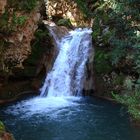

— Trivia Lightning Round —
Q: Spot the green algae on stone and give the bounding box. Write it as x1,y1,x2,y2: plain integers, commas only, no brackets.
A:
0,121,5,132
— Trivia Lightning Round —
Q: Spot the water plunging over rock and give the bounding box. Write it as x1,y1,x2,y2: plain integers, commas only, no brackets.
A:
46,23,69,47
40,28,92,97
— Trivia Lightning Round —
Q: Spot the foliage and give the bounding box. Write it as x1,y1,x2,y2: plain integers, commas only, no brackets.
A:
112,76,140,119
75,0,140,120
113,93,140,119
8,0,38,12
0,11,27,34
94,49,112,74
0,121,5,132
92,0,140,66
75,0,91,17
0,10,27,73
0,0,38,74
92,2,140,120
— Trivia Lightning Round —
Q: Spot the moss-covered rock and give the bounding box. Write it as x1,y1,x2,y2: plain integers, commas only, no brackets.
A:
57,19,73,29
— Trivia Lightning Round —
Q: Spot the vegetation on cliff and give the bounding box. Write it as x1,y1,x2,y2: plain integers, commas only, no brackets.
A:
0,0,43,101
76,0,140,120
0,0,39,76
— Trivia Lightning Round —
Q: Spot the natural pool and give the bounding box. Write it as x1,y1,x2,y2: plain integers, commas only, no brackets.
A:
0,96,140,140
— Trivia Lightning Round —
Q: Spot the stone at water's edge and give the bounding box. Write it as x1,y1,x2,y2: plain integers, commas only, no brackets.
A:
0,122,15,140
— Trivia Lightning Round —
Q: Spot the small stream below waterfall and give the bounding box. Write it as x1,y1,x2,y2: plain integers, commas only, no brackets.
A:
0,28,140,140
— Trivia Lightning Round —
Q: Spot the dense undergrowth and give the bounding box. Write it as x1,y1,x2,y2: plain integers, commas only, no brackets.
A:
76,0,140,120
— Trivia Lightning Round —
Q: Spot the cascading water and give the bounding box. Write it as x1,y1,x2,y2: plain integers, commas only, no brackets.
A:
40,28,92,97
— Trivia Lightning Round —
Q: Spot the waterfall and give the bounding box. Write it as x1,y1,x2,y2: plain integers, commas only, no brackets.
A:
4,28,93,118
40,28,92,97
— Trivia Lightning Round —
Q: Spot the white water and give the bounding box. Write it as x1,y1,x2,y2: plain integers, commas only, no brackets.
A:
4,28,92,118
5,96,81,118
40,28,92,97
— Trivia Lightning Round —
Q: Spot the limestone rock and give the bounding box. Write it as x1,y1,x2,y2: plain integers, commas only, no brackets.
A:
0,0,7,15
3,8,41,69
46,0,91,27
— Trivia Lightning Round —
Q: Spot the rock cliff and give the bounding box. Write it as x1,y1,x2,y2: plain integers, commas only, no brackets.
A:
0,0,44,100
45,0,92,27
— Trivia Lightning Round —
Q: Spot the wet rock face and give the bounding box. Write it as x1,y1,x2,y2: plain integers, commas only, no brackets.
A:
83,47,95,95
45,0,91,27
0,0,7,15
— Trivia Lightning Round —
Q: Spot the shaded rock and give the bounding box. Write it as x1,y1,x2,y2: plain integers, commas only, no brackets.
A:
35,23,69,76
83,38,95,95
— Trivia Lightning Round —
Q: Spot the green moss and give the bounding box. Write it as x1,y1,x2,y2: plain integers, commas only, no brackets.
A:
75,0,92,17
112,91,140,120
12,13,27,26
113,74,125,85
0,121,5,132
